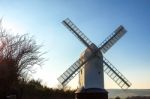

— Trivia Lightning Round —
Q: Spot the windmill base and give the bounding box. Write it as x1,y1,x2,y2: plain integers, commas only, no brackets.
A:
75,88,108,99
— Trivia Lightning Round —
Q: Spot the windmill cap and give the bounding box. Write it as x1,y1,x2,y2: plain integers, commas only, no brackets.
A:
80,43,98,56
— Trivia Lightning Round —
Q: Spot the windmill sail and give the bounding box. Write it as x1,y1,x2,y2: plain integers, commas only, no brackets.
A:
62,18,92,48
99,25,127,53
103,57,131,89
58,57,91,86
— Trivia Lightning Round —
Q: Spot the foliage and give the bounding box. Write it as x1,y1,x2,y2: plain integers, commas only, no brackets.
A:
0,20,74,99
20,79,75,99
115,96,121,99
0,20,44,98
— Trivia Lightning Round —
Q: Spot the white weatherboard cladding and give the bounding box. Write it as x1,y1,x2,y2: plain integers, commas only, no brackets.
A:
79,44,104,89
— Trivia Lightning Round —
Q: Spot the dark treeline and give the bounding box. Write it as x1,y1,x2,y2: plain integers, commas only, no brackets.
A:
0,80,75,99
6,79,75,99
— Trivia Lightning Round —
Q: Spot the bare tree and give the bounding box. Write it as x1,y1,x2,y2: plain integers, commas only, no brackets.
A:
0,20,45,97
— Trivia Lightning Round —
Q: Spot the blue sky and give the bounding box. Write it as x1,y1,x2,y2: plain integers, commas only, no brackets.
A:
0,0,150,89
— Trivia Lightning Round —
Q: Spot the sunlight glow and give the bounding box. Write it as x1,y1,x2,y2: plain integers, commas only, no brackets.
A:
2,19,25,34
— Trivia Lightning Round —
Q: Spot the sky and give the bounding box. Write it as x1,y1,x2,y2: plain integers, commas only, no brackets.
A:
0,0,150,89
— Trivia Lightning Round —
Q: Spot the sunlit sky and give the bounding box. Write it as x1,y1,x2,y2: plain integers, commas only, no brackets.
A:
0,0,150,89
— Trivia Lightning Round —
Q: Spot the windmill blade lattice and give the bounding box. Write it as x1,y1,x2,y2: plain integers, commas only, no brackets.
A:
103,57,131,89
58,57,91,86
62,18,92,48
99,25,127,53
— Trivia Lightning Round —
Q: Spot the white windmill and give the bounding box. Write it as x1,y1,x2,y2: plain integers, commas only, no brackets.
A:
58,18,131,99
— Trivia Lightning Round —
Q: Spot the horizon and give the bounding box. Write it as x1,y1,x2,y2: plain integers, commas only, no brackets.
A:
0,0,150,89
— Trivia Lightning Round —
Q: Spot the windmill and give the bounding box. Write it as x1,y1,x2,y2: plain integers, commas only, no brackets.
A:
58,18,131,99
